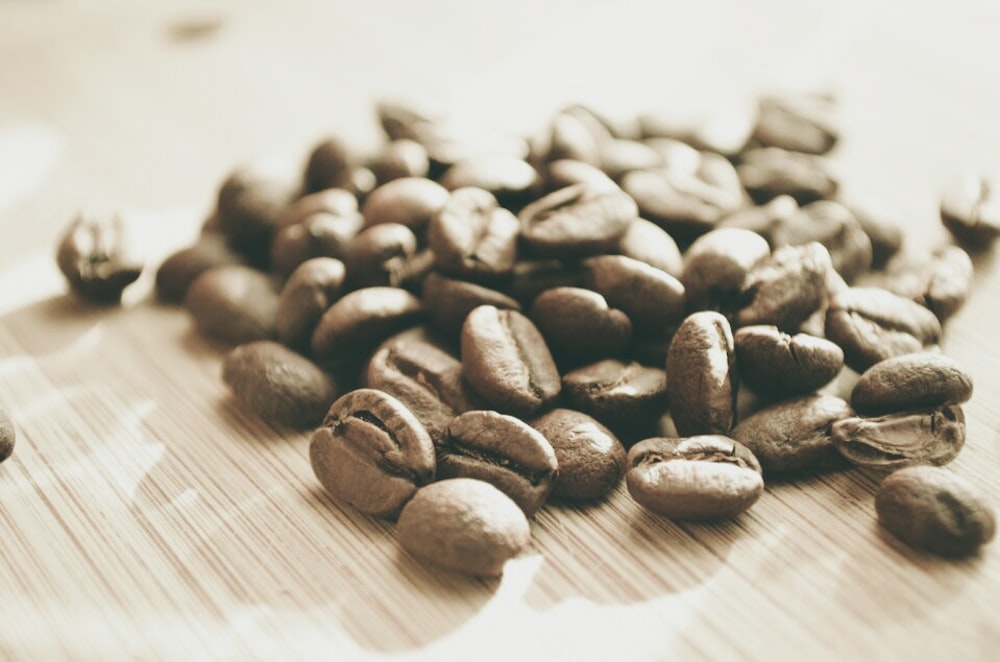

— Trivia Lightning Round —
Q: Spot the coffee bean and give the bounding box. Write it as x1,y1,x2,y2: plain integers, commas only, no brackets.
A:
585,255,686,336
851,353,973,416
614,217,684,278
771,200,873,283
310,286,422,362
824,287,943,373
222,341,337,428
0,403,15,463
626,435,764,520
437,410,558,516
156,233,247,304
303,136,354,194
734,325,844,399
752,93,839,155
734,242,833,332
365,330,480,444
396,478,531,577
276,187,361,230
716,194,799,241
360,176,450,231
56,211,144,304
541,159,619,195
561,359,668,439
275,257,346,351
843,198,903,269
376,98,444,142
413,120,530,178
215,161,298,266
922,245,974,322
460,305,561,417
529,287,632,365
529,408,626,500
518,183,638,259
597,138,665,180
309,388,435,519
680,227,770,312
439,155,538,209
427,187,520,281
940,174,1000,247
184,265,280,345
876,466,996,557
370,138,430,184
504,258,591,306
420,272,521,338
832,404,966,470
544,109,604,166
341,223,418,289
729,394,854,474
638,106,756,157
665,311,737,437
269,211,363,279
736,147,838,205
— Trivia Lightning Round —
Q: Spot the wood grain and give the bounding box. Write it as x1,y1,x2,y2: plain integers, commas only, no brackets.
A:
2,0,1000,659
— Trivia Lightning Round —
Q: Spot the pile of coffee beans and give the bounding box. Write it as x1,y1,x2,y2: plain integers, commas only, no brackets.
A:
57,92,998,574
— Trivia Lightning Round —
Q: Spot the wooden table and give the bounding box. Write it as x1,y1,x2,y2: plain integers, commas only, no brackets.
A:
2,0,1000,659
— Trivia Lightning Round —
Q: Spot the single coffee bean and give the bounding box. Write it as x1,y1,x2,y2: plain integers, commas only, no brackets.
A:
360,176,450,231
420,272,522,338
843,198,903,269
503,258,592,306
341,223,418,289
56,211,144,304
460,305,561,417
275,257,346,351
222,341,337,428
824,287,943,373
922,245,974,322
752,93,839,155
831,404,966,470
771,200,873,284
734,242,833,332
544,109,604,166
309,388,435,519
396,478,531,577
184,265,280,345
614,217,684,278
729,394,854,474
529,287,632,365
364,330,480,444
0,402,15,463
529,408,626,500
561,359,668,439
665,311,737,437
269,211,363,279
585,255,686,336
439,155,538,209
302,136,354,194
851,353,973,416
681,227,770,312
215,161,298,266
626,435,764,520
734,325,844,399
156,233,246,304
940,174,1000,247
518,183,638,259
427,187,520,281
437,410,558,516
876,466,996,557
736,147,838,205
370,138,430,184
310,286,422,362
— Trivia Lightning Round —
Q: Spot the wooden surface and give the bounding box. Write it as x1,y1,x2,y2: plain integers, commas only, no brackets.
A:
3,0,1000,659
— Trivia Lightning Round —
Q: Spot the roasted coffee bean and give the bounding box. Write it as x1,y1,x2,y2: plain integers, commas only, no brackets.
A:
439,155,538,209
771,200,873,283
752,93,839,155
0,402,15,463
544,109,604,166
309,388,435,519
341,223,418,289
504,258,591,306
876,466,996,557
638,106,756,158
222,341,337,428
184,265,280,345
269,211,363,279
940,174,1000,247
427,187,519,280
529,408,626,500
460,305,561,417
529,287,632,365
615,217,684,277
413,121,530,177
420,272,521,338
275,257,346,351
518,183,637,259
541,159,619,195
396,478,531,577
665,311,737,436
922,245,974,322
832,405,966,470
843,198,903,269
681,228,770,312
156,233,246,304
360,176,450,231
734,325,844,399
310,286,422,362
825,287,943,373
215,161,298,266
598,138,664,180
734,242,833,332
303,136,354,194
851,353,973,416
736,147,838,205
730,394,854,474
370,138,430,184
365,330,480,444
561,359,668,439
276,188,361,230
716,194,800,241
585,255,685,336
437,410,558,516
626,435,763,520
56,211,143,304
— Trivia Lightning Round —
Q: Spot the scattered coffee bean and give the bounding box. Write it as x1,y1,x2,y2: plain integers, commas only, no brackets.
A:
341,223,418,289
269,211,363,279
529,408,626,500
875,465,995,557
940,174,1000,247
184,265,280,345
752,93,839,155
771,200,873,283
439,155,538,209
681,227,770,312
734,325,844,399
529,287,632,365
215,161,298,266
851,353,973,416
275,257,346,351
370,138,431,185
733,242,833,332
0,403,15,463
303,136,354,194
156,232,245,304
585,254,686,336
561,359,668,441
518,183,638,259
922,245,974,322
832,404,966,470
360,176,450,231
737,146,838,205
310,286,422,362
420,272,522,338
56,211,144,304
614,216,684,277
396,477,532,577
427,187,520,280
626,435,764,520
665,311,737,437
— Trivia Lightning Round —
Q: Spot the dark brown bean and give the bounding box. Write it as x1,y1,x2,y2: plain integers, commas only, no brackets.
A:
310,286,422,362
215,161,298,266
156,233,246,304
736,147,838,205
752,93,839,155
184,265,280,345
561,359,668,439
420,272,522,338
680,227,770,312
439,156,538,209
56,211,143,304
586,255,686,336
427,187,520,281
771,200,873,284
851,353,973,416
832,405,966,470
734,325,844,399
518,183,637,259
342,223,418,289
529,408,626,500
370,138,430,184
529,287,632,365
734,242,833,332
665,311,737,437
360,176,450,231
269,211,363,279
275,257,346,351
